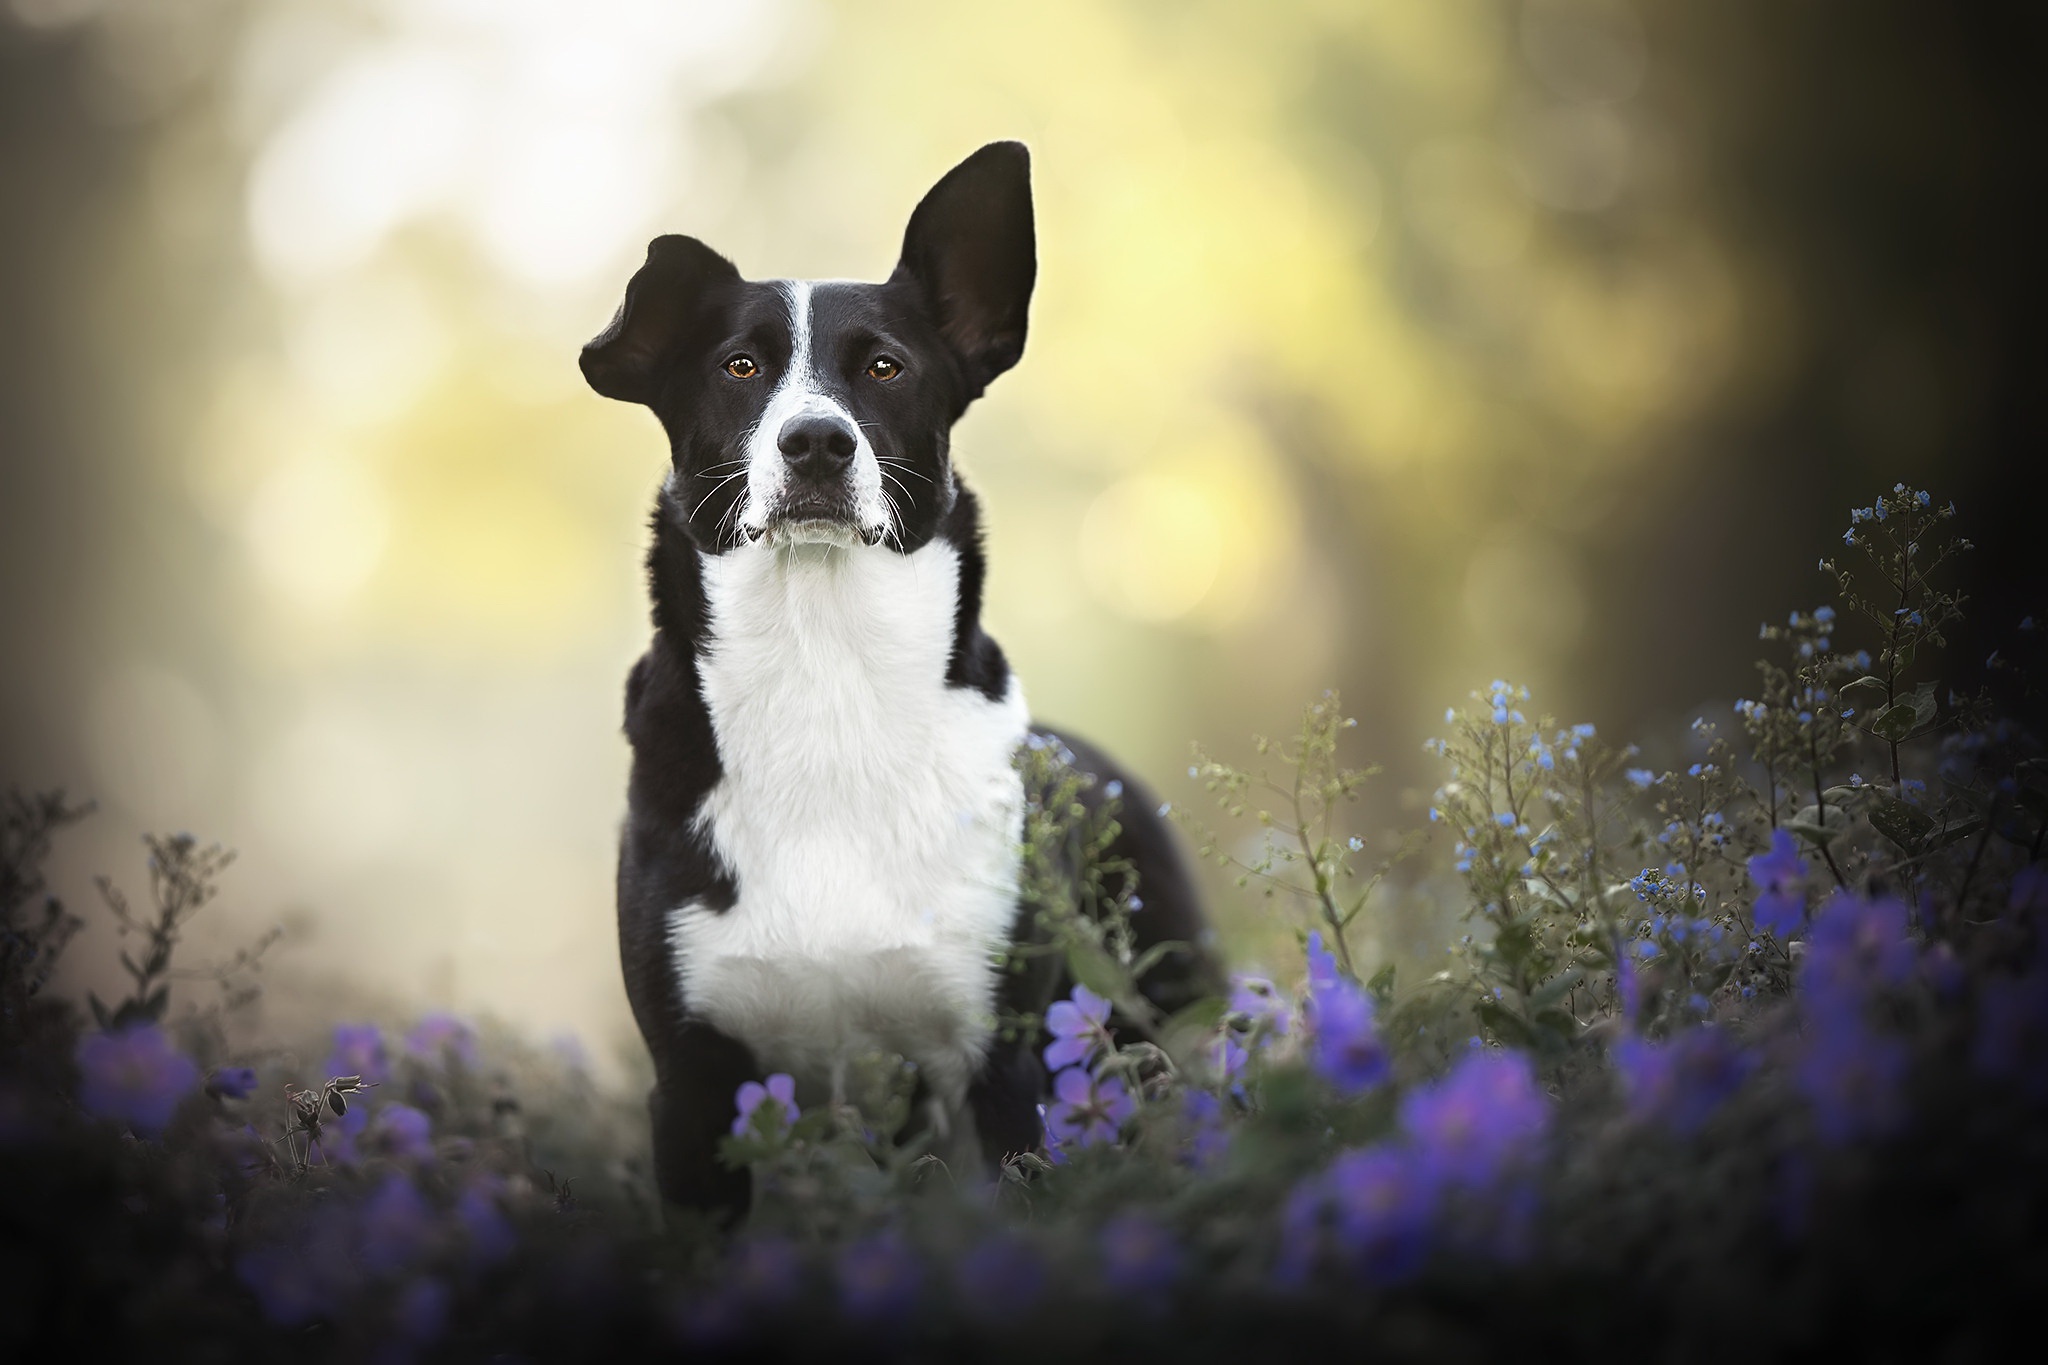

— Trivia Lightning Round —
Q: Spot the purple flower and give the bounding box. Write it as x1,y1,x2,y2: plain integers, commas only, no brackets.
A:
955,1232,1048,1322
1748,830,1808,937
74,1026,200,1135
206,1066,259,1101
1227,975,1292,1036
370,1103,435,1162
1615,1028,1756,1136
1203,1028,1249,1083
358,1172,437,1276
1308,981,1390,1095
1044,1067,1135,1148
1326,1146,1433,1284
1098,1211,1180,1298
1180,1088,1231,1170
1305,932,1341,995
732,1073,800,1137
728,1236,805,1307
1796,1014,1909,1146
457,1177,517,1269
1799,892,1917,1007
1399,1050,1550,1190
836,1230,921,1324
1972,971,2048,1101
323,1023,390,1086
235,1220,358,1327
1043,984,1115,1072
405,1013,479,1069
391,1277,450,1346
1616,953,1642,1021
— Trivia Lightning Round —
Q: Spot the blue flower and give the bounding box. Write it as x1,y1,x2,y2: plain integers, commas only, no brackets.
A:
206,1066,259,1100
1325,1146,1433,1284
1627,768,1656,788
457,1177,517,1269
1615,1029,1755,1135
1796,1013,1909,1146
358,1172,436,1276
1179,1088,1232,1170
1098,1211,1181,1298
1308,981,1390,1095
1043,984,1115,1072
1399,1050,1550,1191
1305,931,1341,995
732,1074,800,1137
1798,892,1916,1007
1045,1067,1134,1148
956,1232,1048,1322
1747,830,1808,937
405,1013,479,1070
370,1103,435,1162
323,1023,390,1086
837,1230,921,1324
74,1026,200,1136
1972,971,2048,1101
1227,975,1292,1036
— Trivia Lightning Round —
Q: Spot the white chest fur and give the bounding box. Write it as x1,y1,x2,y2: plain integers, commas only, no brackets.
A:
670,539,1030,1110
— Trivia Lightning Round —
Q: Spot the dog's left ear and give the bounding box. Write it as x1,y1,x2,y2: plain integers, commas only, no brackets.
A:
890,141,1036,399
582,235,741,405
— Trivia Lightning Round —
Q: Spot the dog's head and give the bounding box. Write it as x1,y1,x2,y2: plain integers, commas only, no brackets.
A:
581,142,1034,553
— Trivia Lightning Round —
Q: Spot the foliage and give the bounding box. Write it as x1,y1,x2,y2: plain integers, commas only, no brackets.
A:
3,484,2047,1360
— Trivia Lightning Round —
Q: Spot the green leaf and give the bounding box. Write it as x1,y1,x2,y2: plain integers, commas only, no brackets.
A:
1474,999,1535,1048
1837,674,1890,707
1127,939,1190,984
1529,966,1585,1009
1365,962,1397,1008
1869,702,1917,742
1492,920,1536,968
1869,796,1936,852
1158,995,1229,1066
1064,940,1128,1002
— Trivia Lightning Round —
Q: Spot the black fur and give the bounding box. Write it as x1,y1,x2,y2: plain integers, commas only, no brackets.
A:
589,143,1221,1225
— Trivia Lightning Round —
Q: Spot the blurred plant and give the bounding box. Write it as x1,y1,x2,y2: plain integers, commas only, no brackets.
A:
5,484,2048,1359
0,789,91,1045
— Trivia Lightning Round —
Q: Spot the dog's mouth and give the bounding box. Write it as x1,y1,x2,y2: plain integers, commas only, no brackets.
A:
747,493,889,548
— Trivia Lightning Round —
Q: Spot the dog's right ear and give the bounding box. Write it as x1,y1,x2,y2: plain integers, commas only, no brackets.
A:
581,235,741,405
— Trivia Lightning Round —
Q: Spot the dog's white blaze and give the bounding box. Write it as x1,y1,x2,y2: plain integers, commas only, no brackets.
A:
671,538,1029,1121
738,281,890,542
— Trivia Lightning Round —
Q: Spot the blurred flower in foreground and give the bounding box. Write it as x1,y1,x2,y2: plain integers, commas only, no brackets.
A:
837,1230,921,1324
731,1074,799,1137
359,1172,437,1276
405,1013,479,1069
955,1231,1047,1323
1795,1013,1909,1146
1615,1028,1756,1135
1308,979,1390,1095
370,1103,435,1162
324,1023,391,1086
1799,892,1917,1006
1972,970,2048,1102
206,1066,259,1100
1327,1145,1433,1284
1748,830,1808,937
1098,1211,1180,1299
1399,1050,1550,1190
75,1025,200,1135
1043,984,1114,1071
1044,1067,1134,1148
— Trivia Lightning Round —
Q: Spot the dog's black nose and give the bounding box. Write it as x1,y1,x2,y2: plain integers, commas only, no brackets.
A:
777,415,858,478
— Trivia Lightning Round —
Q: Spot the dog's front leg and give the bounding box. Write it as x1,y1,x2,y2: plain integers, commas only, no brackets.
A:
648,1021,758,1228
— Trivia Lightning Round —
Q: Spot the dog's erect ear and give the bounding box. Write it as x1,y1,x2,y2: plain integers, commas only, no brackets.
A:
890,142,1036,399
581,235,741,405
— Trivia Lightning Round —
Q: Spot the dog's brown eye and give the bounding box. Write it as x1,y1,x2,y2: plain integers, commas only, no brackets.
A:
866,356,902,381
725,355,759,379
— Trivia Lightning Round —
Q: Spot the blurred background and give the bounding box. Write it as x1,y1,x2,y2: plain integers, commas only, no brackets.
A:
2,0,2038,1081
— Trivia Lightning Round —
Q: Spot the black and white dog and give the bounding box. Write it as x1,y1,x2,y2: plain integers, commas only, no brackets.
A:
581,142,1220,1221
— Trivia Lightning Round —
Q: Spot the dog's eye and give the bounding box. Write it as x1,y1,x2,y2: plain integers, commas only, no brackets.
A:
724,355,759,379
866,356,903,382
